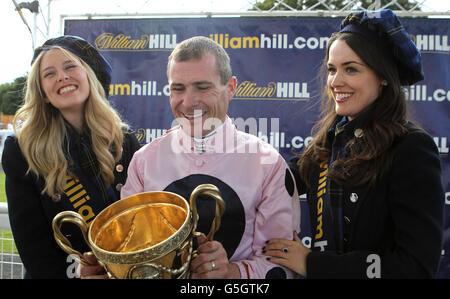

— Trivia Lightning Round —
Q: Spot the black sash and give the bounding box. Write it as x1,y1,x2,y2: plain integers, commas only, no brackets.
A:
311,117,349,253
63,122,117,224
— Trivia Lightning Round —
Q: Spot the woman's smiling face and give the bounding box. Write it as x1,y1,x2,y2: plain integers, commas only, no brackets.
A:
39,48,90,116
327,39,384,121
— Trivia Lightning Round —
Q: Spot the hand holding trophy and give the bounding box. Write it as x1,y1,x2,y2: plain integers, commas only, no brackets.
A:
52,184,225,279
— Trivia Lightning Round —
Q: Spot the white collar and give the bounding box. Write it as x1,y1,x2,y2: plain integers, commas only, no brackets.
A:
192,120,226,154
177,117,233,154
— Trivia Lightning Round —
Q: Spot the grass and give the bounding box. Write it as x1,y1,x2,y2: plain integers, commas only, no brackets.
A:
0,172,19,254
1,229,17,254
0,172,5,203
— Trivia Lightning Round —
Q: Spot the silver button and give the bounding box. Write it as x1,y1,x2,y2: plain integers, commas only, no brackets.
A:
116,164,124,172
354,128,364,138
350,192,358,203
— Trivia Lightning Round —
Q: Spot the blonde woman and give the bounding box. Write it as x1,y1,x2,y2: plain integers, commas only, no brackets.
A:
2,36,140,279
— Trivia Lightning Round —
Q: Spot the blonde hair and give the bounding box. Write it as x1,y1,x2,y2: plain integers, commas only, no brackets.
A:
14,46,127,198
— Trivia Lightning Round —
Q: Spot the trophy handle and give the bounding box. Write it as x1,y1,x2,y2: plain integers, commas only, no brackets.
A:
189,184,226,241
52,210,94,266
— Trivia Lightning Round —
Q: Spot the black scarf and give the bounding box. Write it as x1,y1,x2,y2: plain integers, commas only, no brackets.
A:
64,121,115,207
312,116,362,253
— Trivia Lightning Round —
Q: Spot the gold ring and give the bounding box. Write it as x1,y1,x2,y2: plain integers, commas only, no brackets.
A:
210,260,216,271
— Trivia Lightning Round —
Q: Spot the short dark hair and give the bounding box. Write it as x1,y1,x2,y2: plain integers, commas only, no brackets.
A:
167,36,232,85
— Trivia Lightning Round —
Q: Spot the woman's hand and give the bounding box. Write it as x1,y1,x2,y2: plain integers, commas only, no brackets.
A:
264,231,311,277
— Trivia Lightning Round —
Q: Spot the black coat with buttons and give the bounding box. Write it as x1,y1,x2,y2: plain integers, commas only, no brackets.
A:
290,118,444,278
2,129,140,279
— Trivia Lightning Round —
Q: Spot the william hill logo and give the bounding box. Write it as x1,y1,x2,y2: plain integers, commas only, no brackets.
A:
94,33,177,51
235,81,310,101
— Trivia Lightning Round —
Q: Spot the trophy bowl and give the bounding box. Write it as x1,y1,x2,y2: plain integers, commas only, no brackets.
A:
52,184,225,279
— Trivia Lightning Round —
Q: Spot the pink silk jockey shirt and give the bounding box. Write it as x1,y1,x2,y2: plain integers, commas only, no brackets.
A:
121,116,301,279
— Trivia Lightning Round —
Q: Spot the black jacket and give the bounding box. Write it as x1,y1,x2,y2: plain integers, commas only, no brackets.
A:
290,120,444,278
2,129,140,279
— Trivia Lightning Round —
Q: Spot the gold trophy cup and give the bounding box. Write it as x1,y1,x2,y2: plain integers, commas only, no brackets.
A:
52,184,225,279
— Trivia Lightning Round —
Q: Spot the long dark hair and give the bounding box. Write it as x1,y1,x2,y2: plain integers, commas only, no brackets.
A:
298,31,410,188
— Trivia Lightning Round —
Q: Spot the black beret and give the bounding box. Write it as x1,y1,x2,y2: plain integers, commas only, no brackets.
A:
340,9,424,86
32,35,112,95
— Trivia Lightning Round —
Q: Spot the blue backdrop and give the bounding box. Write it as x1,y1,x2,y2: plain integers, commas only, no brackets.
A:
65,16,450,278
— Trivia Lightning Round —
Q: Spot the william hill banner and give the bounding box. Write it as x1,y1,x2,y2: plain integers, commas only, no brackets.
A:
64,17,450,278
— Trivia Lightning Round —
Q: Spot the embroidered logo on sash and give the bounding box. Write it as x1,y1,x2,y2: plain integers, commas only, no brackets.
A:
314,162,329,251
64,176,96,224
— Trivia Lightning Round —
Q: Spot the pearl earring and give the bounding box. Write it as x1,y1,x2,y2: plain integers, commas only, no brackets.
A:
381,81,388,86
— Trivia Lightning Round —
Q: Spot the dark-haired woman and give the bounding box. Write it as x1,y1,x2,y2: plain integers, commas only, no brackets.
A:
264,10,444,278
